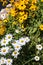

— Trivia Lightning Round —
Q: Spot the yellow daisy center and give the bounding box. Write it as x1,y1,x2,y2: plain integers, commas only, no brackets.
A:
16,46,19,48
3,49,6,52
20,40,24,43
3,40,6,43
8,36,11,39
14,52,17,54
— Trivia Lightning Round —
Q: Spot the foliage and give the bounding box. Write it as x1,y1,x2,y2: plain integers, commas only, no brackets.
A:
0,0,43,65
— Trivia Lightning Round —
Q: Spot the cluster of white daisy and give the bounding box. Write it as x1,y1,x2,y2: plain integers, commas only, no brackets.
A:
12,37,30,58
0,33,30,62
0,33,43,63
0,34,13,56
0,57,12,65
34,44,43,61
0,34,12,46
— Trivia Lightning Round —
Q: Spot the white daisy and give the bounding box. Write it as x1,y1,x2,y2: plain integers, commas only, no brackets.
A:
12,40,18,45
14,44,22,51
36,44,42,50
1,9,5,12
19,37,26,46
12,40,20,46
15,29,20,33
0,47,9,55
12,51,19,58
6,4,12,8
6,59,12,65
5,34,13,42
0,57,6,65
0,13,7,20
25,37,30,43
1,38,8,46
34,56,40,61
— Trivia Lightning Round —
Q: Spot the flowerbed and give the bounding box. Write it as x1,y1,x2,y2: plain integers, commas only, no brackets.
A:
0,0,43,65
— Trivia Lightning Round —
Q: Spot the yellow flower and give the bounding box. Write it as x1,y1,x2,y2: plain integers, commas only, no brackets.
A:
39,24,43,30
12,21,17,25
19,11,25,16
19,16,24,23
24,0,29,4
20,0,29,4
14,1,19,8
21,24,24,29
20,0,25,4
0,26,6,35
41,0,43,2
23,13,28,20
9,8,17,17
19,12,28,23
30,4,37,11
18,2,26,10
3,19,8,23
32,0,37,4
0,20,3,26
9,0,14,4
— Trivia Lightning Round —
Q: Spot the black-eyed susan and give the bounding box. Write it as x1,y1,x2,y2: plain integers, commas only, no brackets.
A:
9,8,17,17
0,25,6,35
20,0,29,5
19,16,24,23
32,0,37,4
9,0,14,4
14,1,19,8
19,12,28,23
23,12,28,20
19,11,25,16
20,0,25,4
18,2,26,10
29,4,37,11
24,0,29,4
39,24,43,30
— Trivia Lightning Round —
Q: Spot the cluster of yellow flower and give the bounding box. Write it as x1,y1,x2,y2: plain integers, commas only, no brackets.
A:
0,0,43,36
11,0,38,24
0,20,6,35
0,0,38,23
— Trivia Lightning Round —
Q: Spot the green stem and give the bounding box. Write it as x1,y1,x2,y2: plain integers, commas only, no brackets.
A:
23,58,34,65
